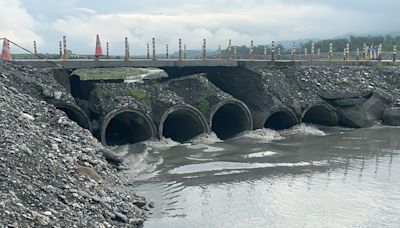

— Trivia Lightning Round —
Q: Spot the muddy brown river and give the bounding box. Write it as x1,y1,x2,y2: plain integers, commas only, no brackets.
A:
114,124,400,228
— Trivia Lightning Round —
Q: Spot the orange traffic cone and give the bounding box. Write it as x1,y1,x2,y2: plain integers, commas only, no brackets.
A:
95,34,103,59
1,38,12,61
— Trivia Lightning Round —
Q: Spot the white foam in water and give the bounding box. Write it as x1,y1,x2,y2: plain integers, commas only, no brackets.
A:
240,128,284,143
182,175,201,179
145,138,180,150
333,146,361,150
122,146,164,180
214,170,249,176
203,146,224,152
186,143,225,152
109,144,131,156
189,132,222,145
281,123,326,136
169,161,328,175
185,132,224,152
243,151,278,158
185,156,214,162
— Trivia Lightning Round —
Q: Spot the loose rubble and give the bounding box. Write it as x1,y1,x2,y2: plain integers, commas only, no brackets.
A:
255,65,400,108
256,65,400,127
0,62,146,227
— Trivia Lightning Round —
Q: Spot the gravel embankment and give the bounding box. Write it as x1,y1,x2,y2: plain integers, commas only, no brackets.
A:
256,65,400,108
0,62,147,227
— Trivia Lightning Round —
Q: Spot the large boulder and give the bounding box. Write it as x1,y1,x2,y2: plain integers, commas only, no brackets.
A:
338,89,393,128
319,90,372,107
319,90,373,100
331,97,367,107
383,108,400,126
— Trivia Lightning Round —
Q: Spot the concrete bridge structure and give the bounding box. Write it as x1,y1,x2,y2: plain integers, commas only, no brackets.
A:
13,59,400,70
40,62,395,147
2,37,398,146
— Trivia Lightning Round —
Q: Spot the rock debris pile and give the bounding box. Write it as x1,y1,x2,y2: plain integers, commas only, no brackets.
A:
256,65,400,108
0,62,146,227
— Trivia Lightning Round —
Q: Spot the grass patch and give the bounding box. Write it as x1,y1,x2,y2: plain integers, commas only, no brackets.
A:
196,99,209,113
129,88,150,101
73,68,150,80
340,80,357,89
101,87,112,97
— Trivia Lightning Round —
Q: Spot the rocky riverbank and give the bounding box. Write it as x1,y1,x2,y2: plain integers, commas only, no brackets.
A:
0,62,147,227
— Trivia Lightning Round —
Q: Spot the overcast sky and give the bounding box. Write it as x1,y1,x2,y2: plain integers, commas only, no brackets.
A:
1,0,399,55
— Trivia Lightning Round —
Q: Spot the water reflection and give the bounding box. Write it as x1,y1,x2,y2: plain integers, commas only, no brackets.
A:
120,126,400,228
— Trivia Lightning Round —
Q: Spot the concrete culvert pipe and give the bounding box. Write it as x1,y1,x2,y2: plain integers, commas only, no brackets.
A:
159,104,208,143
301,103,338,126
210,100,253,140
264,108,298,130
55,103,91,131
101,108,156,146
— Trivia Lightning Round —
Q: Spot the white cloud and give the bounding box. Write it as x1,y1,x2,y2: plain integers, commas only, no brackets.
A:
75,8,97,14
50,3,339,55
12,0,399,55
0,0,43,50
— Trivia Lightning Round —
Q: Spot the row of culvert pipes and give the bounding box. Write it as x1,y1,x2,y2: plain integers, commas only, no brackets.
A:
99,99,254,145
55,74,339,146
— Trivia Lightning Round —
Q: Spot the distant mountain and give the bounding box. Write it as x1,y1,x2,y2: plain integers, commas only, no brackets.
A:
256,31,400,48
172,31,400,55
274,38,321,49
171,49,212,58
335,31,400,39
382,31,400,36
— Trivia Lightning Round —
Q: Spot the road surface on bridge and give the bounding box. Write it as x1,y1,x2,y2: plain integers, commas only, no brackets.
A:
12,59,399,69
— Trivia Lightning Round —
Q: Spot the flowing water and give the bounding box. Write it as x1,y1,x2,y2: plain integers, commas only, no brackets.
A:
115,124,400,228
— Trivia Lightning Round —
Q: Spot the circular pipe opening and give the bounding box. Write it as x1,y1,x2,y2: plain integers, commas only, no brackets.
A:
210,100,253,140
301,104,338,126
55,103,91,131
264,109,298,130
101,108,156,146
159,104,208,143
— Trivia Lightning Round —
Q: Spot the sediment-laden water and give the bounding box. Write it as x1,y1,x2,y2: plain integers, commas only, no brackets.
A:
115,124,400,228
